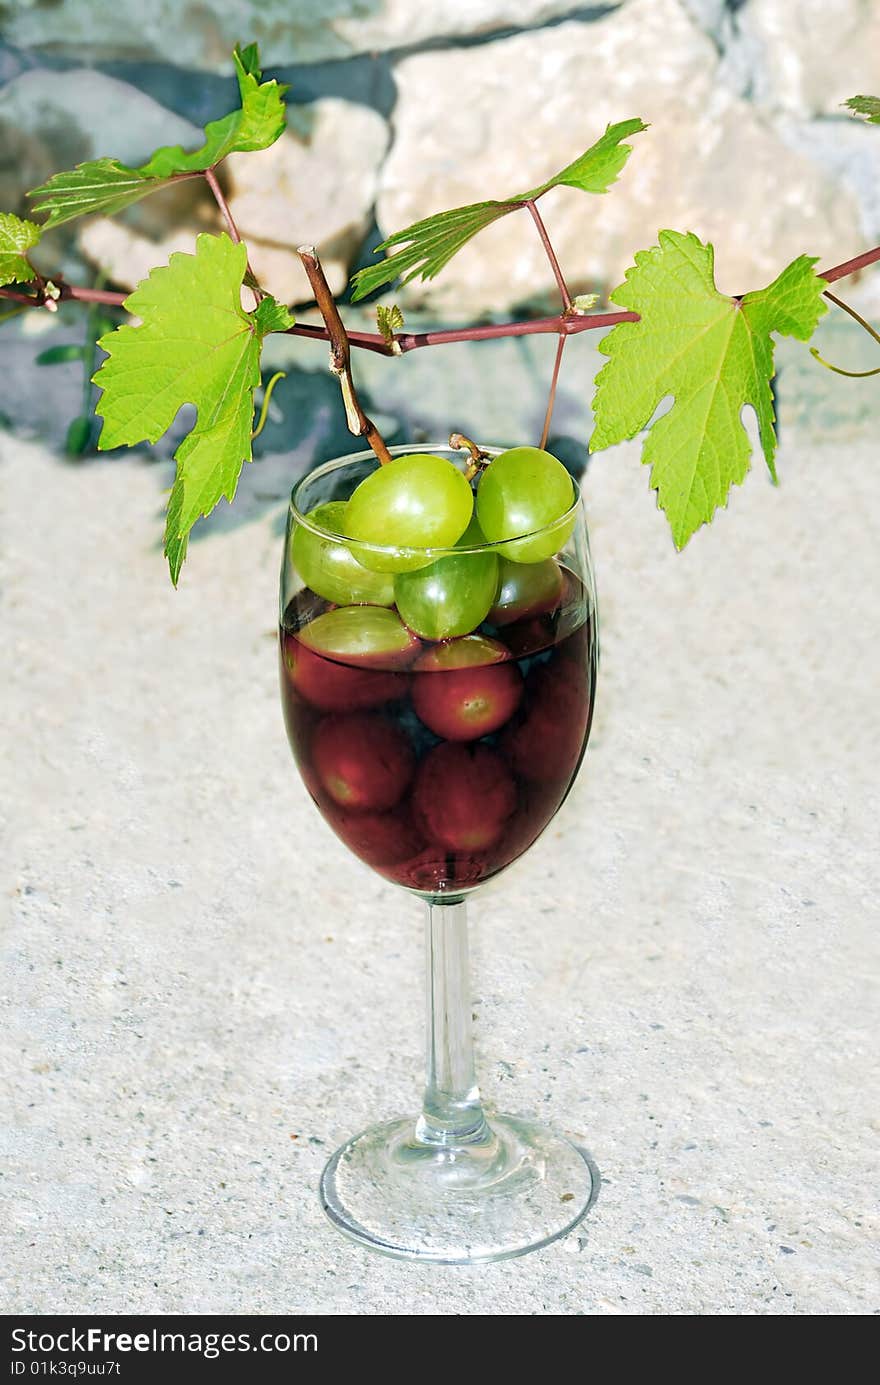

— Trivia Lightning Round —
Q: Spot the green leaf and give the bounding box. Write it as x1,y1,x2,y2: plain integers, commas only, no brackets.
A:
234,42,262,79
376,303,404,344
29,44,287,228
93,232,279,584
521,118,649,198
351,204,515,301
590,230,827,548
252,293,295,334
0,211,41,286
843,95,880,123
350,118,646,301
28,159,174,229
35,343,89,365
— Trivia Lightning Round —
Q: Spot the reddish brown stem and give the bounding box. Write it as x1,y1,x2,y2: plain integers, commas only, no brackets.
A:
520,200,575,439
282,321,399,355
0,286,39,305
204,167,241,245
393,310,636,350
2,242,878,350
297,245,393,464
523,199,573,312
59,284,129,305
204,166,263,298
449,432,491,480
821,245,880,285
540,335,567,450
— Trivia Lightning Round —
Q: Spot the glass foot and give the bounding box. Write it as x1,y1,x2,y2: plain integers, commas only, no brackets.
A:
320,1112,594,1264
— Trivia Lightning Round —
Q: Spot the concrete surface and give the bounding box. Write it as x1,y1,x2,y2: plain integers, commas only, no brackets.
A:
1,322,878,1314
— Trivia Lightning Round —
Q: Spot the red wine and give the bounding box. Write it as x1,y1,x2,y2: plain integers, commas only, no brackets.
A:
279,571,595,893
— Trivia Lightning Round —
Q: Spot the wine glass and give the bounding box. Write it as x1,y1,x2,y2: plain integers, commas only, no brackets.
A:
279,442,598,1262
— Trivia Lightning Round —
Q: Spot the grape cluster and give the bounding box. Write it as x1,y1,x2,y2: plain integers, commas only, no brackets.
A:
292,446,577,646
282,445,586,891
281,599,592,893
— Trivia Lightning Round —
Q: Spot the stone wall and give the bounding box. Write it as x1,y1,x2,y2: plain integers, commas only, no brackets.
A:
1,0,878,312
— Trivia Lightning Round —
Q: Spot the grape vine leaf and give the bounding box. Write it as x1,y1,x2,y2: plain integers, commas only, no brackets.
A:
252,295,295,334
350,118,647,301
844,95,880,123
376,303,404,345
521,119,650,198
590,230,828,548
28,45,287,229
93,232,293,584
0,211,41,285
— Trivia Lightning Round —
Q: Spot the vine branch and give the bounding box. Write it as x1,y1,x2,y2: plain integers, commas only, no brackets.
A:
58,284,129,305
204,168,241,245
2,242,879,356
540,335,567,449
523,199,573,313
203,166,262,297
296,245,393,464
819,246,880,285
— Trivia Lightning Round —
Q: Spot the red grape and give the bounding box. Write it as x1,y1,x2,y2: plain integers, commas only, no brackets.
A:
496,778,565,863
500,655,590,783
281,633,408,712
488,557,563,625
312,713,415,811
497,615,557,659
413,743,517,851
412,660,523,741
333,806,424,868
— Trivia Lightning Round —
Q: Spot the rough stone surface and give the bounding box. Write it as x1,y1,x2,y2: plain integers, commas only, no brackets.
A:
374,0,865,313
3,2,878,319
225,101,389,305
0,308,878,1315
2,0,589,68
77,215,222,296
678,0,728,39
735,0,880,117
774,115,880,247
77,100,387,304
0,67,202,213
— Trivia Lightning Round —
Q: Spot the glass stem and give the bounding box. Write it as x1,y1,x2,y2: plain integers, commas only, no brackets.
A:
416,897,491,1148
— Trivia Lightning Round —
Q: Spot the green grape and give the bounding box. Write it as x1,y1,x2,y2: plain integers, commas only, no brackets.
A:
345,453,474,572
394,518,498,640
291,501,394,606
475,445,576,563
298,606,421,667
488,556,563,625
416,634,510,671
